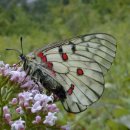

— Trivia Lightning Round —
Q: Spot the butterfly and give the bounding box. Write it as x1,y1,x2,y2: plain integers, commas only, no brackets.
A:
9,33,117,113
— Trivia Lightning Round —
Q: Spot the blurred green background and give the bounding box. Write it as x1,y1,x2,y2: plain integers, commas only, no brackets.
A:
0,0,130,129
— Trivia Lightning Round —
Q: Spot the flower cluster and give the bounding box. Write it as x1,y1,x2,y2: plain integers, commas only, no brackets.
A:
0,61,70,130
3,92,59,129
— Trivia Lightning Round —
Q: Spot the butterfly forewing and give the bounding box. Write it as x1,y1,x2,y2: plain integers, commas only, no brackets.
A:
40,33,116,75
28,33,116,113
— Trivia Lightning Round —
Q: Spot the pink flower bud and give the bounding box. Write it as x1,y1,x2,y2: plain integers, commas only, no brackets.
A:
11,98,18,105
16,107,24,114
3,106,9,114
24,101,29,107
4,113,11,122
35,115,41,123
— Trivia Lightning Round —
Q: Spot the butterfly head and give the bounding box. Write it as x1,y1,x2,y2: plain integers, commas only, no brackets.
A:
5,37,29,66
19,54,27,61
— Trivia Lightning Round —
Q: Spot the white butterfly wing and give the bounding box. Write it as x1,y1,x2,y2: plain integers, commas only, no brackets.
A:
41,33,116,75
34,33,116,113
55,62,104,113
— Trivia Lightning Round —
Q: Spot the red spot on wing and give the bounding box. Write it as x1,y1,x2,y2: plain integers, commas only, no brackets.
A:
47,62,53,69
42,56,47,62
37,52,43,58
67,84,75,95
77,68,84,75
62,53,68,61
37,52,47,62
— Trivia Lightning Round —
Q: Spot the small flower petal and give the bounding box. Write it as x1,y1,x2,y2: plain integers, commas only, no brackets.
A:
31,101,42,113
21,80,35,88
43,112,57,126
47,104,59,112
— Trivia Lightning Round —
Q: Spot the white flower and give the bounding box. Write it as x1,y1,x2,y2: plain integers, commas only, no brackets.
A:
9,71,26,83
21,80,35,88
31,90,39,95
31,101,42,113
34,94,53,106
34,94,53,108
11,118,25,130
18,92,33,107
34,94,47,101
18,92,33,102
47,104,59,112
43,112,57,126
0,62,62,128
0,64,11,76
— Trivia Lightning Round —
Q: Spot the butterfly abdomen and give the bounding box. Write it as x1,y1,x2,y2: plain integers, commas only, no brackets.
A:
33,69,67,99
23,60,66,100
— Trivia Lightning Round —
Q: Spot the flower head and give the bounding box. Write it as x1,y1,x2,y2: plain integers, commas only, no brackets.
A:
11,118,25,130
34,94,52,102
9,71,26,83
32,115,41,124
47,104,59,112
0,63,11,76
43,112,57,126
31,101,42,113
0,61,67,129
19,91,33,101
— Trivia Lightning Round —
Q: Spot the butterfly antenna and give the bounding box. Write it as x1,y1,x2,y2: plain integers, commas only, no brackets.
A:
5,48,21,54
20,37,24,55
5,37,23,55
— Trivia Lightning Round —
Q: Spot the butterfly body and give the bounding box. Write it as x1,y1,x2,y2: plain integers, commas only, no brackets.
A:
22,54,66,100
21,33,116,113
